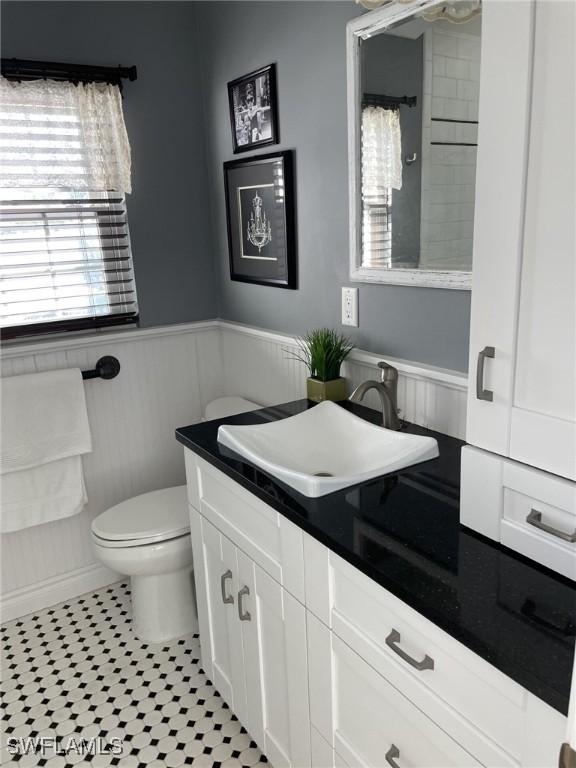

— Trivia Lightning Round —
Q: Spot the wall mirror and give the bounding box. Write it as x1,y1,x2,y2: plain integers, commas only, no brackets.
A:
348,0,482,289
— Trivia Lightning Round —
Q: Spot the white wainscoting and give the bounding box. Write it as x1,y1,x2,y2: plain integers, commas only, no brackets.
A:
1,319,467,621
218,322,468,439
1,322,225,621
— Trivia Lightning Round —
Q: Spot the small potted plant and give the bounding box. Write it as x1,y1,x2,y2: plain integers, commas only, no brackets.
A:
290,328,355,403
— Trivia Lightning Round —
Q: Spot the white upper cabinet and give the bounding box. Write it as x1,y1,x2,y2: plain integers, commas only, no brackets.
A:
467,0,575,480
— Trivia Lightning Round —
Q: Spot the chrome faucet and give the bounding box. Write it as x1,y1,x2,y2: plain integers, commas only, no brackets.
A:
349,361,402,430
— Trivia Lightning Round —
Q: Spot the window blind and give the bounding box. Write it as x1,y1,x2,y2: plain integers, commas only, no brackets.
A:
361,189,393,269
361,106,402,269
0,77,136,339
0,188,138,338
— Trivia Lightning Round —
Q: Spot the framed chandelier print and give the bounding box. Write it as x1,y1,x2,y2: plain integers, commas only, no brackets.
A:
228,64,278,154
224,151,296,289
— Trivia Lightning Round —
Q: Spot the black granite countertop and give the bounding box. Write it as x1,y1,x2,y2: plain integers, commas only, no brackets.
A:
176,399,576,715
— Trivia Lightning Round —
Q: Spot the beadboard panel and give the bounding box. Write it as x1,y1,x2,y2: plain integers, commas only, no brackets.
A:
1,323,226,609
1,319,467,618
218,322,468,439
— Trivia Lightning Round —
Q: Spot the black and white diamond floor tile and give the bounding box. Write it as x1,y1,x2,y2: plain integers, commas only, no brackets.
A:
1,582,268,767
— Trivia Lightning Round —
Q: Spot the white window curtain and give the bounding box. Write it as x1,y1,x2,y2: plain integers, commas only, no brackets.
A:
361,106,402,269
0,77,132,193
361,106,403,195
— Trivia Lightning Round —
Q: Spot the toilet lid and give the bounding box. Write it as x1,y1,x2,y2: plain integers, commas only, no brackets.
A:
91,486,189,544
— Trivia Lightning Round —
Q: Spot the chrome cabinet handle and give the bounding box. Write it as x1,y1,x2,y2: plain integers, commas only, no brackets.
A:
526,509,576,543
238,586,251,621
385,629,434,671
385,745,401,768
476,345,495,401
220,570,234,604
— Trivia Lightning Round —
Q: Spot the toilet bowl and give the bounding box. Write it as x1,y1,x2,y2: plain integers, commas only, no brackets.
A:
91,486,196,643
91,397,260,644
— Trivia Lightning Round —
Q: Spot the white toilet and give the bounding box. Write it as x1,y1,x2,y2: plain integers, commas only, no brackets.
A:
91,397,259,643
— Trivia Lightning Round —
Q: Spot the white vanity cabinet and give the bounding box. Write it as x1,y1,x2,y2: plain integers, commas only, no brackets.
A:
190,513,249,724
466,0,575,481
305,607,567,768
461,446,576,579
307,616,481,768
304,535,566,768
186,452,311,768
184,448,568,768
235,547,311,768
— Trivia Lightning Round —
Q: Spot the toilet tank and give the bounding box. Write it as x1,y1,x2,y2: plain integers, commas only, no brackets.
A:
203,397,260,421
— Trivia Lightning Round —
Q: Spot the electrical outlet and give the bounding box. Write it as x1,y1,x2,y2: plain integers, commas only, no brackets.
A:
342,287,359,327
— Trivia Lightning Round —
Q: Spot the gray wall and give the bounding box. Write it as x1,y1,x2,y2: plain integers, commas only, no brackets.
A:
199,1,471,372
2,1,471,371
362,33,423,268
1,1,218,328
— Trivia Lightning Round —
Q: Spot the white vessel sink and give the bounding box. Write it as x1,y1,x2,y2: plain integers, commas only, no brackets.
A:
217,401,439,497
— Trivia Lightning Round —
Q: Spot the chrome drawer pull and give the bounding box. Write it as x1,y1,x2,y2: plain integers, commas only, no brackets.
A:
526,509,576,543
238,586,251,621
476,345,495,401
220,570,234,604
385,629,434,671
385,745,401,768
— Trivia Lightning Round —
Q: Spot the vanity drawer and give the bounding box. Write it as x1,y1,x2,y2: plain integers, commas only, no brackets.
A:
307,612,481,768
461,445,576,580
185,451,305,602
304,536,524,767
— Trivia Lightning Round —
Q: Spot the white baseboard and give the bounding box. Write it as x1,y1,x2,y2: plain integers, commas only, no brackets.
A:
1,563,121,623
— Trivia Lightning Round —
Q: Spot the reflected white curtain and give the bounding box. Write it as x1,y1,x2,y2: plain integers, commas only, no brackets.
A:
361,106,402,195
0,77,132,192
361,106,402,269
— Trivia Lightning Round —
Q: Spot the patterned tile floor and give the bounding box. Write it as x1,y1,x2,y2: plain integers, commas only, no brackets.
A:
1,582,267,767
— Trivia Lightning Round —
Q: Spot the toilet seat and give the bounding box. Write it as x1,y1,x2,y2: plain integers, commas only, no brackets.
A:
91,486,189,548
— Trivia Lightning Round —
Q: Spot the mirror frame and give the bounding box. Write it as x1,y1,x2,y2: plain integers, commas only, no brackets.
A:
347,0,473,290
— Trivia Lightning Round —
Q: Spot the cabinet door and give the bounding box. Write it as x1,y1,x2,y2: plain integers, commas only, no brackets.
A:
237,549,311,768
467,0,576,480
508,0,575,479
192,512,248,725
307,612,481,768
466,0,534,458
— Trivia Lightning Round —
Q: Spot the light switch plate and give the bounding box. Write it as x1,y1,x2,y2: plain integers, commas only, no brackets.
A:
342,287,359,327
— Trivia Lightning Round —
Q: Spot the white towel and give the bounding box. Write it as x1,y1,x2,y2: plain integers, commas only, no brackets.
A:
1,369,91,473
1,368,92,532
1,457,87,533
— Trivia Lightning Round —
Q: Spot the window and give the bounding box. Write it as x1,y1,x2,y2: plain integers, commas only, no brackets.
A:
0,76,137,339
362,186,393,269
0,189,136,337
360,105,402,270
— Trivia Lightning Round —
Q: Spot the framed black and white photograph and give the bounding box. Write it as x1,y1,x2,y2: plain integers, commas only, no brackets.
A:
224,150,296,289
228,64,278,154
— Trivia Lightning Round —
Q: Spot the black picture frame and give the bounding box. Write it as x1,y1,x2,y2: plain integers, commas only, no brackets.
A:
227,64,279,154
224,150,296,290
